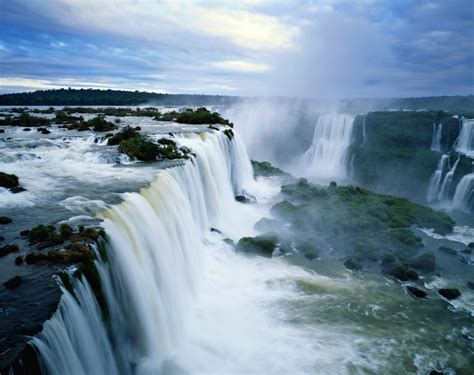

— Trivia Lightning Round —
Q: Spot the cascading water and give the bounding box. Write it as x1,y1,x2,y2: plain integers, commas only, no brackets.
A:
427,154,449,202
455,118,474,157
451,173,474,212
298,114,355,181
426,155,460,202
31,131,332,374
431,123,442,152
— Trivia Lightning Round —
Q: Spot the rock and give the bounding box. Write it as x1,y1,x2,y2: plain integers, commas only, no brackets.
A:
235,195,250,204
410,253,436,272
22,128,31,131
210,227,222,234
344,258,362,271
0,216,12,225
438,246,457,255
15,256,23,266
468,242,474,249
223,238,234,247
25,252,49,265
467,281,474,290
438,288,461,300
0,235,4,241
304,252,317,261
0,171,19,189
37,127,51,134
4,276,22,290
0,244,19,257
429,370,443,375
386,264,409,281
405,269,419,280
0,129,4,133
461,248,472,254
254,217,280,232
237,235,277,257
406,286,427,298
10,186,26,193
20,229,30,237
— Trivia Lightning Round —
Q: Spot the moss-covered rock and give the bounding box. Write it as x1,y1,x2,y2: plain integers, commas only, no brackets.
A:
409,253,436,272
344,258,362,271
251,160,290,178
237,235,277,257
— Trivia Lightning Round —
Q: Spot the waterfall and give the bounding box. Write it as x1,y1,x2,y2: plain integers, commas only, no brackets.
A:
426,155,460,202
451,173,474,212
455,118,474,157
362,115,367,146
431,123,442,152
31,131,265,374
299,114,355,181
427,154,449,202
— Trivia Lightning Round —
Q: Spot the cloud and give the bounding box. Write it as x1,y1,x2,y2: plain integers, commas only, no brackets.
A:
0,0,472,97
213,60,270,73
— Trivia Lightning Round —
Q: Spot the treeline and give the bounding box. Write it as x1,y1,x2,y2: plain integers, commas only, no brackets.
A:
0,88,239,106
340,95,474,114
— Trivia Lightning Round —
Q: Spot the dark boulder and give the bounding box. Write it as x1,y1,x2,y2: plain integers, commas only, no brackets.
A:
344,258,362,271
467,281,474,290
0,172,19,189
406,286,427,298
429,370,443,375
468,242,474,249
0,216,12,225
20,230,30,237
237,235,276,257
22,128,31,131
4,276,22,290
0,235,4,241
14,256,23,266
235,195,251,204
10,186,26,194
0,244,19,257
438,288,461,300
410,253,436,272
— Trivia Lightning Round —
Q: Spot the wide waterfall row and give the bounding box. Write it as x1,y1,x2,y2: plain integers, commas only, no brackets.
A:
31,131,258,374
299,114,355,181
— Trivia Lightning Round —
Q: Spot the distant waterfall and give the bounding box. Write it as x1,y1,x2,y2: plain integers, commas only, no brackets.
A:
32,131,260,374
452,173,474,212
426,155,460,202
455,118,474,156
427,154,449,202
299,114,355,181
431,123,442,152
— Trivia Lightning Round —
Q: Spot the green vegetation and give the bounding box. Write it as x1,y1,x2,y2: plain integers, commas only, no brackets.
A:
0,88,238,106
85,115,116,132
155,107,233,126
267,178,453,273
108,126,186,161
251,160,291,178
0,113,51,126
0,172,19,189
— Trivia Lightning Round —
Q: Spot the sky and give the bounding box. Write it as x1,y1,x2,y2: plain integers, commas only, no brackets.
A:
0,0,473,98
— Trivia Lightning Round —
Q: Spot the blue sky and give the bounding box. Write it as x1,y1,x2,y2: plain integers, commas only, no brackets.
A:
0,0,473,97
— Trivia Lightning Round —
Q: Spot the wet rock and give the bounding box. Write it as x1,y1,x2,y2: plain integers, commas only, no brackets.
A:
467,281,474,290
25,252,48,265
385,265,410,281
406,286,427,298
0,244,19,257
22,128,31,132
344,258,362,271
223,238,234,247
37,127,51,134
0,216,12,225
438,288,461,300
438,246,456,255
409,253,436,272
461,248,472,254
0,129,4,133
10,186,26,194
0,235,4,241
14,256,23,266
4,276,22,290
20,230,30,237
429,370,443,375
468,242,474,249
235,195,250,204
0,172,19,189
210,227,222,234
304,251,317,260
237,235,276,257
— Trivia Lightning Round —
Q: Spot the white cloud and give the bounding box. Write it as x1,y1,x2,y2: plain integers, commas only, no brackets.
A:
213,60,270,73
